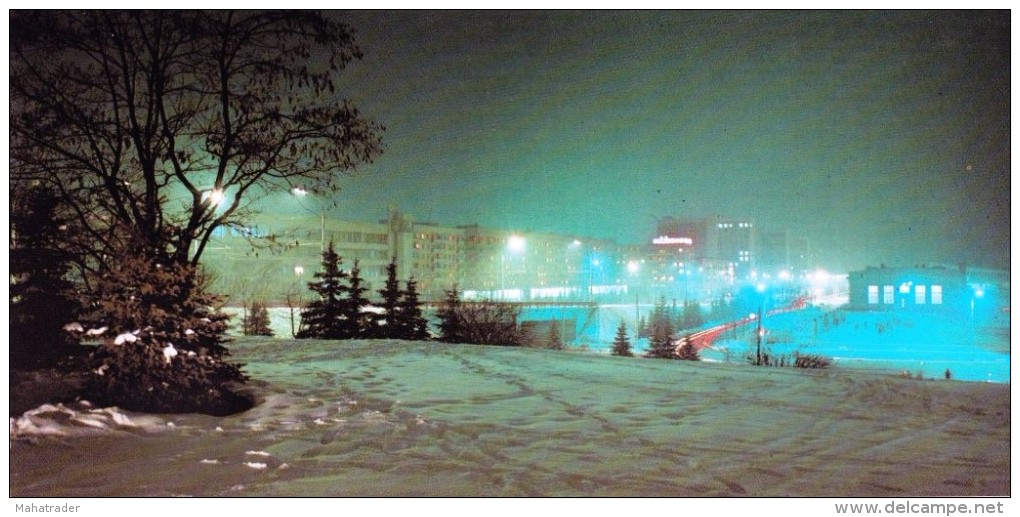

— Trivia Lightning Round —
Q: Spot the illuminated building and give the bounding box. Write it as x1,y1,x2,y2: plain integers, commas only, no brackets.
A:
847,265,968,313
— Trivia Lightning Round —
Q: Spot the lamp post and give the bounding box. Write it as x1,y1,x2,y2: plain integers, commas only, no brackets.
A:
755,282,767,366
501,234,525,300
291,187,325,252
971,287,984,323
628,260,640,339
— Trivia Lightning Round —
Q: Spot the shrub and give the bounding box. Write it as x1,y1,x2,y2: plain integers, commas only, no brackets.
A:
746,350,831,370
674,336,700,361
793,352,831,369
437,287,522,346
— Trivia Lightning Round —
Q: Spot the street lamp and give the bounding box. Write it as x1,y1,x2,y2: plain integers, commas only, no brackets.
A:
291,187,325,252
971,286,985,323
501,235,525,300
201,188,226,207
755,282,767,366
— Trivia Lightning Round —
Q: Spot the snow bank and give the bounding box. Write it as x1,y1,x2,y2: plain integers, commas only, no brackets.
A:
10,402,173,442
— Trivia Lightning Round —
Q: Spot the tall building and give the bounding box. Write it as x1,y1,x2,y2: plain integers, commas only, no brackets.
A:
655,216,755,279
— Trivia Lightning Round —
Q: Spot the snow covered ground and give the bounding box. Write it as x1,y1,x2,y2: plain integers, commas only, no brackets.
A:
10,339,1010,496
700,307,1010,383
223,303,1010,383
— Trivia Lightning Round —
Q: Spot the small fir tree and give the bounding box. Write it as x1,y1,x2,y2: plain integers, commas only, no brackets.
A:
244,302,274,337
545,320,564,350
397,277,430,341
611,321,633,357
375,258,402,338
437,285,464,343
298,241,349,339
645,296,677,359
339,259,372,338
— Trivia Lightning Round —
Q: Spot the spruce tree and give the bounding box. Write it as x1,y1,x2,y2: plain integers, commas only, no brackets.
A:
10,186,80,368
340,259,371,338
375,258,402,338
82,254,247,415
611,320,633,357
645,296,678,359
437,285,464,343
298,241,349,339
398,277,430,341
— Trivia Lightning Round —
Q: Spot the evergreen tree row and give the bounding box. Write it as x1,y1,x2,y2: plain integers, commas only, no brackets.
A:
619,296,701,361
297,242,429,340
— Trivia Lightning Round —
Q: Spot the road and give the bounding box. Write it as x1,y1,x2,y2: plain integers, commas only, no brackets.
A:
675,296,810,355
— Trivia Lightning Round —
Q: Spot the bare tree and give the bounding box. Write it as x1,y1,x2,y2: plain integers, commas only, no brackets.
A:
455,302,523,346
10,10,383,281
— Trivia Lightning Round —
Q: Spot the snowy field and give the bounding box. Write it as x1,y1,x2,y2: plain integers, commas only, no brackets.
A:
223,304,1010,383
700,307,1010,384
10,339,1010,496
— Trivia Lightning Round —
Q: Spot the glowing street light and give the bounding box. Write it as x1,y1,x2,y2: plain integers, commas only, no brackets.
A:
501,235,526,300
508,234,526,253
290,187,326,252
201,188,226,206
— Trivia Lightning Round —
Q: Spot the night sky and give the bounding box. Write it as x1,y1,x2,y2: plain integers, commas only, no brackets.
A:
279,10,1009,272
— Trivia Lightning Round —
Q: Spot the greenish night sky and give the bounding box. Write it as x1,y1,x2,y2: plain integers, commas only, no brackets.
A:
286,10,1009,272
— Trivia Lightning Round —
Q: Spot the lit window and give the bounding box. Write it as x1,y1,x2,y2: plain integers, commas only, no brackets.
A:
868,285,879,304
883,285,894,304
931,285,943,304
915,285,926,304
899,283,911,294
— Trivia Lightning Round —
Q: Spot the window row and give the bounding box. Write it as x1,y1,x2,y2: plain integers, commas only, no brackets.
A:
867,284,943,305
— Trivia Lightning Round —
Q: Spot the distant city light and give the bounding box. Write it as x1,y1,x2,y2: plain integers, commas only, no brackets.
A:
652,236,693,245
627,261,640,274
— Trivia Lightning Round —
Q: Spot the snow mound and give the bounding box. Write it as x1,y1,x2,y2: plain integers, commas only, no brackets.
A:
10,402,171,441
